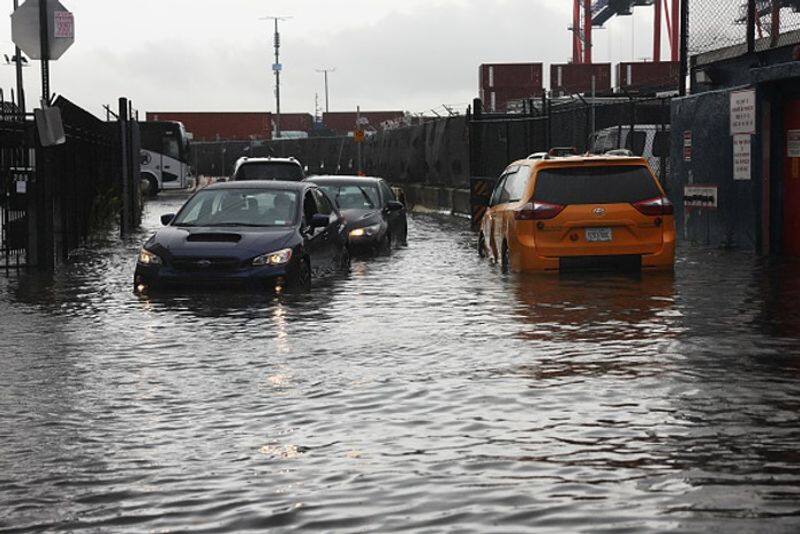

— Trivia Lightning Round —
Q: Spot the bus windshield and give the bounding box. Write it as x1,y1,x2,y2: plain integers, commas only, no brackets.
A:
140,122,189,163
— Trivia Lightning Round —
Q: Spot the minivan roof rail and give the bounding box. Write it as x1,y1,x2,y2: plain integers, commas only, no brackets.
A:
527,152,549,160
605,149,634,157
548,147,579,157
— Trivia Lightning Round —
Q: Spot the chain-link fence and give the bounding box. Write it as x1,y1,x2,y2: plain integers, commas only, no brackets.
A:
690,0,800,59
469,96,672,184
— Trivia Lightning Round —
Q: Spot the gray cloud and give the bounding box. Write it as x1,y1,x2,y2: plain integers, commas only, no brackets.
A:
0,0,661,116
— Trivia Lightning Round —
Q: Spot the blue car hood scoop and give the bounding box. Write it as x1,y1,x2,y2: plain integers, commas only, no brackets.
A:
186,233,242,243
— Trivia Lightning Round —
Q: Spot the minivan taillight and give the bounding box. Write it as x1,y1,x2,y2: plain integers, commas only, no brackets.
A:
515,202,566,221
632,196,673,216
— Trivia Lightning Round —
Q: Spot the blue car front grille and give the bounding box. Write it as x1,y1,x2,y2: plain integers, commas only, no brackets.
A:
170,257,242,273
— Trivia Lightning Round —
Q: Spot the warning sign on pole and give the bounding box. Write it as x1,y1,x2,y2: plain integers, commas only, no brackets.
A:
54,10,74,38
730,89,756,135
683,131,692,162
733,134,751,181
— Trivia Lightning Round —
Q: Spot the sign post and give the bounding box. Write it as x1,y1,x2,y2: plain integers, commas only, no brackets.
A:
38,0,49,103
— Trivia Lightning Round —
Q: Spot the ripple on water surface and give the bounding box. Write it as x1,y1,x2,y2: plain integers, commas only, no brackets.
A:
2,194,800,532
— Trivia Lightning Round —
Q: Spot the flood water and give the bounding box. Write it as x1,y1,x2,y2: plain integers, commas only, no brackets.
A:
2,193,800,532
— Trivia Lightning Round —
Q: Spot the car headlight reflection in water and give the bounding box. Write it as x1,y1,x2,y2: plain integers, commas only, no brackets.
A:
350,223,382,238
252,248,293,267
138,248,162,266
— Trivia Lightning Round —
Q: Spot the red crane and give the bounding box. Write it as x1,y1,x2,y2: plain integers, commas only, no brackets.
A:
572,0,681,64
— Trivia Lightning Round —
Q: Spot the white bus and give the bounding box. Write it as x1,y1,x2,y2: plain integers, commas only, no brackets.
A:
139,121,191,196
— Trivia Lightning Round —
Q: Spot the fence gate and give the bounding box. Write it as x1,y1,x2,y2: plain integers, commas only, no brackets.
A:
0,97,31,271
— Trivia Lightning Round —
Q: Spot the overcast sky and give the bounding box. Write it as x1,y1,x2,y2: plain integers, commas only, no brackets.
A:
0,1,667,117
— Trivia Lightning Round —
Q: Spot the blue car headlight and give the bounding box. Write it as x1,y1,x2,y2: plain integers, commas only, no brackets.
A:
252,248,293,267
137,248,162,266
350,223,382,238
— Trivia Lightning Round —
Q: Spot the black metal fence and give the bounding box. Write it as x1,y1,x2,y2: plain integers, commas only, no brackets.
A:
190,116,471,190
0,91,30,271
469,96,672,183
0,92,141,270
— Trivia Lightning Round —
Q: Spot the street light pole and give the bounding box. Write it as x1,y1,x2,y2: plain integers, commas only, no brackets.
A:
316,67,335,113
262,15,291,140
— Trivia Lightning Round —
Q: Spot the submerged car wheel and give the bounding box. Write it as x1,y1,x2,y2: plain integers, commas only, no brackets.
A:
379,232,393,255
478,233,487,258
501,242,510,274
143,174,159,198
289,258,312,290
339,247,351,271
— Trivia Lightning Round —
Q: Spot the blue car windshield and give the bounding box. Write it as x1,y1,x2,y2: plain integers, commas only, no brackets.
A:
172,189,299,227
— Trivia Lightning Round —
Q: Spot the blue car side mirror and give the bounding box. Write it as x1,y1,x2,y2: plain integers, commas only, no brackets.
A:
161,213,176,226
311,214,330,229
385,200,404,212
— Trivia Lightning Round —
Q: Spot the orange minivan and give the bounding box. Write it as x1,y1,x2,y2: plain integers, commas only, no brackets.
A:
478,154,675,272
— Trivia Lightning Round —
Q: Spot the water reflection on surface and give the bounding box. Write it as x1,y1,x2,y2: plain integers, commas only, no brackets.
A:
1,194,800,532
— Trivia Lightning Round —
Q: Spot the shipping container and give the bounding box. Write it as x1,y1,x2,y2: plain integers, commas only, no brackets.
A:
145,112,316,142
479,63,544,92
616,61,680,92
281,113,314,132
550,63,612,96
146,112,271,142
479,63,544,113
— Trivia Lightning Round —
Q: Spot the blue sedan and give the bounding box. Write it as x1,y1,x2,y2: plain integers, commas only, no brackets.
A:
134,181,349,292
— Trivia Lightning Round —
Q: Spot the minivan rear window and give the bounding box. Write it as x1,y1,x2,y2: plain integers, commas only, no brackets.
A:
533,166,660,205
235,162,303,181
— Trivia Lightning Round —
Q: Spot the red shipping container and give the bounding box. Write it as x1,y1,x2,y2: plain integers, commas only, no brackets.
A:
550,63,612,95
479,63,543,92
273,113,314,133
146,112,272,142
616,61,680,91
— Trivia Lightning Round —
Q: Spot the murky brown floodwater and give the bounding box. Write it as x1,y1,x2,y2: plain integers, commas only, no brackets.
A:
2,193,800,532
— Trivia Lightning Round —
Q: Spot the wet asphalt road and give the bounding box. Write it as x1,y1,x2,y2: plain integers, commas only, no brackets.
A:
2,193,800,532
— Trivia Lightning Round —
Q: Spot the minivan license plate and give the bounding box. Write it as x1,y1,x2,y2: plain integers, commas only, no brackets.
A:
586,227,613,242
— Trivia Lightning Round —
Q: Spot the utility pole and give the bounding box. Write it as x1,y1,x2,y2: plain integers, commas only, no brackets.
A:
315,67,335,113
356,105,362,175
12,0,26,113
261,15,291,139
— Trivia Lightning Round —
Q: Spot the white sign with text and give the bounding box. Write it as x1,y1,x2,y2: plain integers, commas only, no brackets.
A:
730,89,756,135
733,134,751,181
